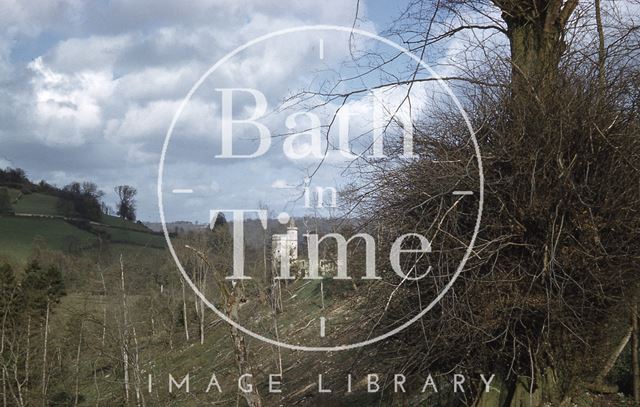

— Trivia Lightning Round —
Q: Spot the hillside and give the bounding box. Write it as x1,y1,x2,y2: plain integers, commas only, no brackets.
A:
0,183,165,264
0,173,397,405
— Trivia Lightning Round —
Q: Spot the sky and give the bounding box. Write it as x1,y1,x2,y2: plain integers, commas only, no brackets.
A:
0,0,483,223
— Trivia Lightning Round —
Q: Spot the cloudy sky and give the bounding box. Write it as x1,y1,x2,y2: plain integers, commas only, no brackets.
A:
0,0,471,223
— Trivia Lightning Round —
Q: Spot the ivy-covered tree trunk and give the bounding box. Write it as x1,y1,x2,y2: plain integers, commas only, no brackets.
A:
487,1,581,404
494,0,578,97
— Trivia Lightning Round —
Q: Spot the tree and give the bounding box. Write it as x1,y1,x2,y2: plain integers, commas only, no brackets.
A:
114,185,137,221
19,261,65,405
301,0,640,403
186,243,263,407
22,261,54,315
0,263,18,407
212,213,226,228
0,263,17,311
58,182,104,221
0,188,13,215
100,202,112,215
494,0,578,93
0,167,28,187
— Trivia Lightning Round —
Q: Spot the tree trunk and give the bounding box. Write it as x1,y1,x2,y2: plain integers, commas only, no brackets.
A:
131,322,145,407
122,324,130,402
1,299,8,407
100,270,107,346
496,0,578,97
595,0,606,88
185,245,262,407
41,301,50,406
633,304,640,404
197,261,206,345
508,22,558,90
1,367,5,407
12,355,24,407
24,315,30,395
593,325,633,387
73,322,83,407
120,255,130,403
93,360,100,407
229,300,262,407
180,279,189,342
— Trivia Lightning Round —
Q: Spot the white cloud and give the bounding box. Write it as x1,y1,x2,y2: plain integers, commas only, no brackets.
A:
114,65,201,101
28,57,114,145
0,0,386,220
0,0,82,37
104,98,216,144
0,157,13,169
104,99,179,142
47,35,132,73
271,179,292,189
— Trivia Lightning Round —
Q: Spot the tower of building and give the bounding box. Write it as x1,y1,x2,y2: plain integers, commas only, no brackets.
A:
272,216,299,263
286,217,298,260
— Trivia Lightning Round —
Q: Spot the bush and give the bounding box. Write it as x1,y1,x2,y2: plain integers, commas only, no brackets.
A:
0,187,13,214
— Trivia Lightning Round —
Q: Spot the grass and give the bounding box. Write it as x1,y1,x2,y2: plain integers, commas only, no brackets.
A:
0,216,97,262
0,190,379,404
96,225,166,249
101,214,153,232
12,193,151,233
13,192,63,216
1,189,165,262
41,266,384,406
5,188,21,203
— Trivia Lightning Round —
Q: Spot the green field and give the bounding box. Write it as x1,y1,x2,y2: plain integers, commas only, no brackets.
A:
96,225,166,248
0,190,165,262
13,192,63,216
101,214,152,232
5,188,21,203
0,216,97,262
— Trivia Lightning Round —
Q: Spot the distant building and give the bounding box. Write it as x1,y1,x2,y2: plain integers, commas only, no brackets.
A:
271,217,335,278
271,217,298,262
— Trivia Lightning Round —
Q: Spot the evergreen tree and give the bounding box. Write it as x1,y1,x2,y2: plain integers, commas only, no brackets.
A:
21,260,65,316
22,260,47,315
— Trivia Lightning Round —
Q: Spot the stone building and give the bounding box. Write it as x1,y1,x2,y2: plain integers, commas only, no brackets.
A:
271,217,298,262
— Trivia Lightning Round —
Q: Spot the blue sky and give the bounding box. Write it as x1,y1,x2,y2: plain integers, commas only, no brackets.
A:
8,0,539,227
1,0,631,223
0,0,427,222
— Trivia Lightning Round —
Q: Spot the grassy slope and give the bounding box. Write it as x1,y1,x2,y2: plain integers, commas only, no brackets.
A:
101,214,153,232
0,191,165,263
0,190,375,404
13,192,63,216
5,187,21,202
13,194,153,233
0,216,97,262
1,189,378,405
95,225,166,249
56,278,383,406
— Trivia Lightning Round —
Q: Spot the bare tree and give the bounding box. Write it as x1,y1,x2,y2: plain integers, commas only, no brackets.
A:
289,0,640,404
114,185,137,221
186,245,262,407
180,277,189,342
119,256,130,403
